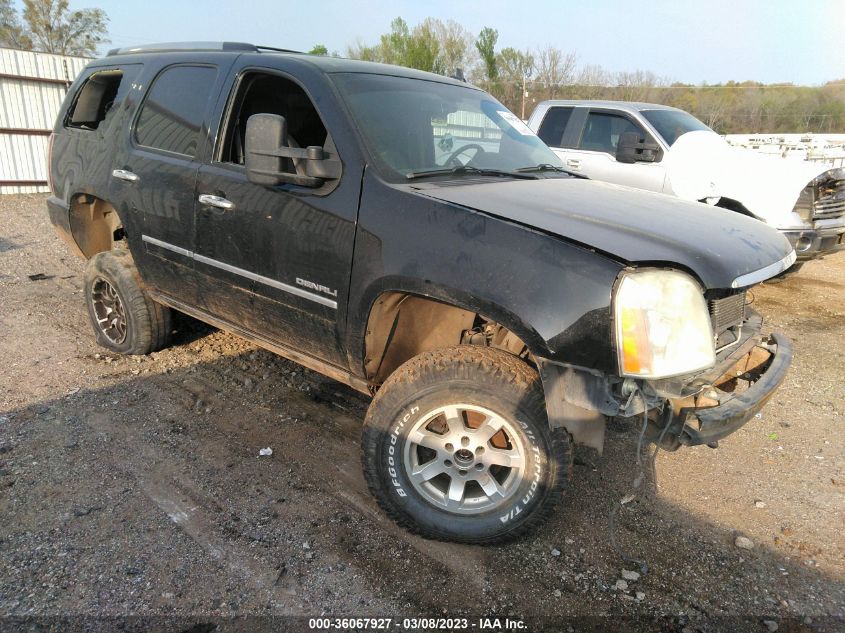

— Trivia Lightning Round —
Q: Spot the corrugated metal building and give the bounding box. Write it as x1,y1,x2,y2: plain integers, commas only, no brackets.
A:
0,47,90,194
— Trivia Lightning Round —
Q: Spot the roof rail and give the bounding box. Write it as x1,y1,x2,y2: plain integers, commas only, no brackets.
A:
105,41,298,56
255,45,303,54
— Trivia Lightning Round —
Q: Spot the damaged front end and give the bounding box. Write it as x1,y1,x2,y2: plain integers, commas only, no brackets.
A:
645,313,792,450
785,167,845,260
538,273,793,454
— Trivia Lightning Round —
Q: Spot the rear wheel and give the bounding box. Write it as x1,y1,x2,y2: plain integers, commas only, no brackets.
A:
84,250,171,355
361,346,572,543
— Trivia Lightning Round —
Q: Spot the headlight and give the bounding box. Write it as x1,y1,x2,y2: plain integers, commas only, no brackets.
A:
614,269,715,379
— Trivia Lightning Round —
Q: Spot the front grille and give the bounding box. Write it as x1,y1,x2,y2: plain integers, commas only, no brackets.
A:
709,292,745,333
709,291,746,350
814,178,845,220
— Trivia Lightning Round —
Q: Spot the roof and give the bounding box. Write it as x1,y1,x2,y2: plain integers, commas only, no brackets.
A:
274,55,472,86
103,41,472,88
538,99,684,113
105,41,299,56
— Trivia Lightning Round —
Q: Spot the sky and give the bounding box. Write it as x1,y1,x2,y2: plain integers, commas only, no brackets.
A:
33,0,845,85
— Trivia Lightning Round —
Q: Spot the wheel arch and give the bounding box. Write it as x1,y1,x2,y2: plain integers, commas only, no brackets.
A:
358,277,550,386
66,193,126,259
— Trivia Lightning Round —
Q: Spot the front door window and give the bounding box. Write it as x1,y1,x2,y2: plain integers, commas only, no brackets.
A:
578,112,645,155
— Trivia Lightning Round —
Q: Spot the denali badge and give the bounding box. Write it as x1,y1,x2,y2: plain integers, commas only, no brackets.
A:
296,277,338,297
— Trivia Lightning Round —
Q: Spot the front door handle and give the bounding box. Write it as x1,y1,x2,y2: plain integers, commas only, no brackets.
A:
198,194,235,211
111,169,139,182
566,159,581,169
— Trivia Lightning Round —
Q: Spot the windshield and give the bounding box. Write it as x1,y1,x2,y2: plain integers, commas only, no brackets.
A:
641,109,713,146
333,73,563,180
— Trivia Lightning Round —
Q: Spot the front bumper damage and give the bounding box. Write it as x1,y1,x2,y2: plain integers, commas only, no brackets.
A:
538,313,793,453
668,331,792,447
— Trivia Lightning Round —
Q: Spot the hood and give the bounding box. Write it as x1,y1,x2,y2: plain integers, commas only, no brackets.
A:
410,177,794,290
665,131,828,225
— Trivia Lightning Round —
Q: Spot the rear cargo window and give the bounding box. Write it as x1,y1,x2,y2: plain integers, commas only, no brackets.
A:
66,70,124,130
135,65,217,157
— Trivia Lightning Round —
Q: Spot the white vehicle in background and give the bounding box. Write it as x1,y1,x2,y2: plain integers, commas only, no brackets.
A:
527,100,845,269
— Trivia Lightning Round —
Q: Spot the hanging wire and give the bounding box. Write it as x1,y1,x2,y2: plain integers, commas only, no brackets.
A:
608,388,675,575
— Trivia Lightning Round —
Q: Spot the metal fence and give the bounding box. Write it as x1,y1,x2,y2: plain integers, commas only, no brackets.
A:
0,47,89,194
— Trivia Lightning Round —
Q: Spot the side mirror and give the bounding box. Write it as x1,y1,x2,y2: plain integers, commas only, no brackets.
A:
245,113,289,186
616,131,661,164
245,114,340,188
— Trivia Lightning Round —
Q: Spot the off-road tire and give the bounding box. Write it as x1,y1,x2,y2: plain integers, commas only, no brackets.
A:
83,250,171,355
362,345,572,544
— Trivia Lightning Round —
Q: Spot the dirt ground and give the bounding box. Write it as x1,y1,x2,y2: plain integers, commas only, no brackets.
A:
0,194,843,632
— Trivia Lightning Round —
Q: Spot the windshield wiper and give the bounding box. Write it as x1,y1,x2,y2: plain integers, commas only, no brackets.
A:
406,165,538,180
515,163,587,179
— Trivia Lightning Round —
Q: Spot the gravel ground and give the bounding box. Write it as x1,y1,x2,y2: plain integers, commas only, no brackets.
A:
0,194,843,632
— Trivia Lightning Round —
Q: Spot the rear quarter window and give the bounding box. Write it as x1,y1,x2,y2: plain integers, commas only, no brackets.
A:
64,67,140,132
134,64,218,157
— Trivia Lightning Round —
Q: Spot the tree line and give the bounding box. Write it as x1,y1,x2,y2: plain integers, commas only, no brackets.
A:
1,0,108,57
335,17,845,134
3,6,842,134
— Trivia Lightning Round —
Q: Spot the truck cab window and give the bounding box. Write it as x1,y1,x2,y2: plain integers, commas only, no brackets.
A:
219,73,327,175
536,106,574,147
579,112,644,155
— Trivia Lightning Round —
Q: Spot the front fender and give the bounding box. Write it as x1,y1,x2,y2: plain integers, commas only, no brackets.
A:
345,171,624,377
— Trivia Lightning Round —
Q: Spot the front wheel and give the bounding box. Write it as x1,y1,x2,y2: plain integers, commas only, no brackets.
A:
361,346,571,544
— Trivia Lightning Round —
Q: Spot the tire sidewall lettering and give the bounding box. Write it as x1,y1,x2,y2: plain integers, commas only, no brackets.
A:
385,405,420,498
500,419,544,524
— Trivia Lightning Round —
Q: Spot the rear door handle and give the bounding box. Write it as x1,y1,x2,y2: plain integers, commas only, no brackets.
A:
566,159,581,169
198,194,235,211
111,169,139,182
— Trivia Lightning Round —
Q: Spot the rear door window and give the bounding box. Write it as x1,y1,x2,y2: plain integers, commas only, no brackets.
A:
135,65,217,157
536,106,574,147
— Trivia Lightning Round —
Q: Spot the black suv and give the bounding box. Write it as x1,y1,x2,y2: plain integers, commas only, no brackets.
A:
47,42,794,543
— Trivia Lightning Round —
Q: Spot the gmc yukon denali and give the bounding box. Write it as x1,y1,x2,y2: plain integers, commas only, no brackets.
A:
47,43,794,543
528,100,845,271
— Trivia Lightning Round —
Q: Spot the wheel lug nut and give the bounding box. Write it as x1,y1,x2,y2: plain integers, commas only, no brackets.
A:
461,436,469,447
475,463,484,470
445,443,454,451
444,459,453,467
475,446,485,455
458,469,467,476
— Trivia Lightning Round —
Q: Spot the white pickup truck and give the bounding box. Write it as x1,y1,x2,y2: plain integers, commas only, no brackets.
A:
527,100,845,267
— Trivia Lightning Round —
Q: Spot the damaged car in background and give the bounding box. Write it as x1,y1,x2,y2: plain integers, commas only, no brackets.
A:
528,100,844,274
47,42,794,543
